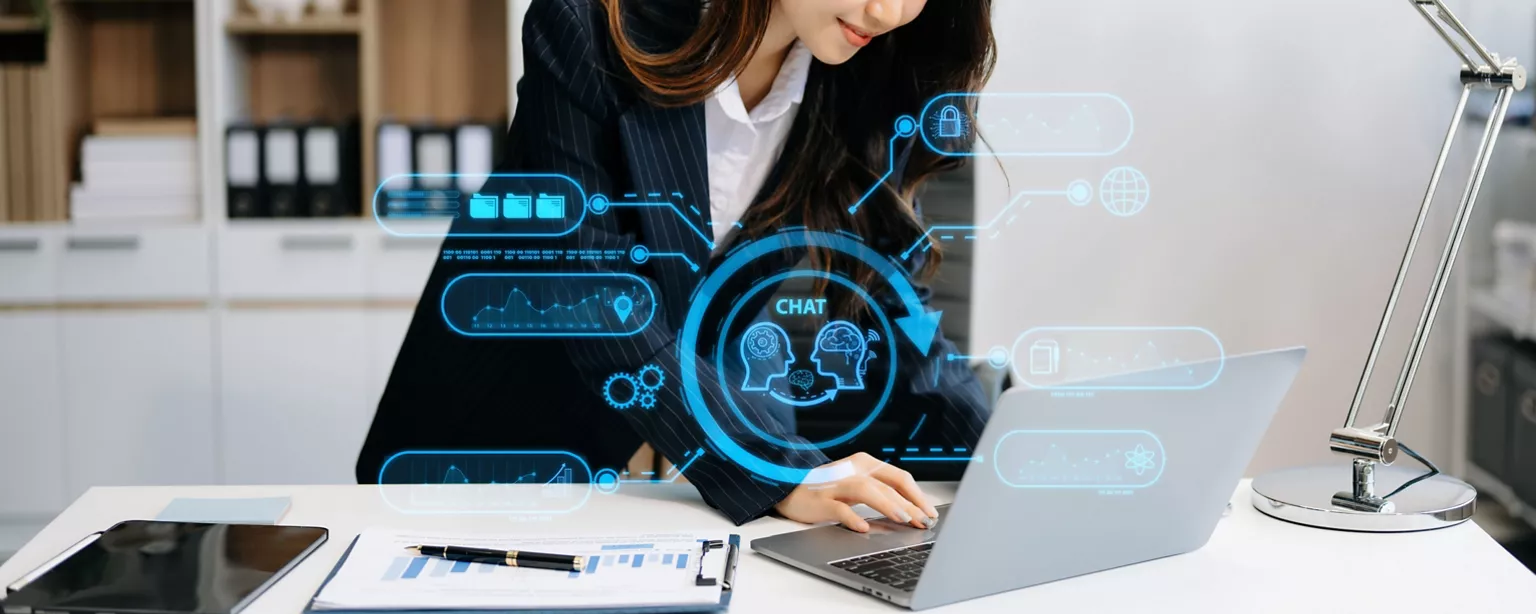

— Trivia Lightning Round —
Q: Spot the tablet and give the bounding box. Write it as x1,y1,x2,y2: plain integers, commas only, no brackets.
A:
3,520,328,614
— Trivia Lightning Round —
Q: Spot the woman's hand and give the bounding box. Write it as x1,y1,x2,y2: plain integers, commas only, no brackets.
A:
773,453,939,532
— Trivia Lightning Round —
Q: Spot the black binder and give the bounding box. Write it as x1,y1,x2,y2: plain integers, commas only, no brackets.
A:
302,122,360,217
226,125,265,218
264,125,303,218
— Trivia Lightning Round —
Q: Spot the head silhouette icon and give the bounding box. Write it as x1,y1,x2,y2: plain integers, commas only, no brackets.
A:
812,321,875,390
740,322,795,392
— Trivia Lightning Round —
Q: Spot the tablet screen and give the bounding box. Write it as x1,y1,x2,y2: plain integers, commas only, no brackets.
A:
6,521,328,614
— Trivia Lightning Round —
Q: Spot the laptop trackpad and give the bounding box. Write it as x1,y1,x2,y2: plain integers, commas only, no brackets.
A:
852,517,924,535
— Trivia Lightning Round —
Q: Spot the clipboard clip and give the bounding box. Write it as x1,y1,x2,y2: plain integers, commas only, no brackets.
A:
692,538,741,592
693,540,723,587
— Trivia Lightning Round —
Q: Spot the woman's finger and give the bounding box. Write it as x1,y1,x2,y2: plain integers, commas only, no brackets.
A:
843,478,914,526
880,483,930,529
870,463,938,518
828,500,870,532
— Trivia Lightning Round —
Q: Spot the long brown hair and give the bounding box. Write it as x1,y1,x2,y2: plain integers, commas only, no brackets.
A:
603,0,995,317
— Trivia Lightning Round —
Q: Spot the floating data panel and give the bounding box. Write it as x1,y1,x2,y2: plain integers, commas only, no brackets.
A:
373,173,587,238
441,273,656,337
1010,326,1224,390
377,451,593,515
921,93,1134,157
992,430,1165,489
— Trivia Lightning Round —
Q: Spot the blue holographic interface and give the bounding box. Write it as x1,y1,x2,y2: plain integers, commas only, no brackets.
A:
440,273,657,338
1008,327,1225,392
376,451,594,515
992,430,1165,490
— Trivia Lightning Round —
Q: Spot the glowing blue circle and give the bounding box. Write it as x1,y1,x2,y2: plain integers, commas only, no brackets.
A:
987,346,1010,370
1100,167,1149,217
894,115,918,137
714,270,897,451
629,245,651,265
680,230,922,485
594,468,620,494
588,193,611,214
1067,180,1093,207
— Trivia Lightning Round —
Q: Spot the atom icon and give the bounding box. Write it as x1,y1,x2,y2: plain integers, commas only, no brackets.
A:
1124,444,1157,476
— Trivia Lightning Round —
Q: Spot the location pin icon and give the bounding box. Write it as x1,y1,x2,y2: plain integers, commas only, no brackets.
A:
612,295,634,323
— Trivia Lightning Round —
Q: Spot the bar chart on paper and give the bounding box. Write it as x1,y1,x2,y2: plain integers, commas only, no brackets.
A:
377,543,699,582
314,530,728,611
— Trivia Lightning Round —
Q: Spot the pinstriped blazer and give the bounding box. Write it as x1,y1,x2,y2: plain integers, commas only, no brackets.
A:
356,0,989,525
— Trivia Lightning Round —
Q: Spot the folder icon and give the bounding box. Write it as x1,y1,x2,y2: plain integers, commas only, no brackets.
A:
536,193,565,219
1029,340,1059,376
504,194,532,219
469,194,499,219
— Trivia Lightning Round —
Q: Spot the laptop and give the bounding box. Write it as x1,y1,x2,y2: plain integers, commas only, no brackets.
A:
752,347,1306,610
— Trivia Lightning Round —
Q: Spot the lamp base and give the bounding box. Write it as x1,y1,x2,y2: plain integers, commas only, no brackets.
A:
1251,464,1475,532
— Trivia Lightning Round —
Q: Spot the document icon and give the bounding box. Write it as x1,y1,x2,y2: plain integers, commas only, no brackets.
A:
504,194,532,219
1029,340,1059,375
469,194,499,219
536,193,566,219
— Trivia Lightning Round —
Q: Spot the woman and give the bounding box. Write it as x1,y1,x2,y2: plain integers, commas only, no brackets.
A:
358,0,995,532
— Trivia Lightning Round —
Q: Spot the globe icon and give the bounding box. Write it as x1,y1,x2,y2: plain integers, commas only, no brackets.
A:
1100,167,1150,217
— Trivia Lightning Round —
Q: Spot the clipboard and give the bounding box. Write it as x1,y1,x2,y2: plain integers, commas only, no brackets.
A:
303,535,740,614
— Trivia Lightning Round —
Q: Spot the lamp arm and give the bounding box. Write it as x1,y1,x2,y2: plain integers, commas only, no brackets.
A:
1331,1,1526,463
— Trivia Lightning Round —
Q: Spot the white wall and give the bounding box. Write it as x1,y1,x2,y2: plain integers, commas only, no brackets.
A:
973,0,1535,474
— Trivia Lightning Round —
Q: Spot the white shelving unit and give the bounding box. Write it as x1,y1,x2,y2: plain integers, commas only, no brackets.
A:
0,0,530,557
1449,124,1536,533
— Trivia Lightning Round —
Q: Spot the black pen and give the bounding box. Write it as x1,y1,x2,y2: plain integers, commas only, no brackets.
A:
405,544,585,573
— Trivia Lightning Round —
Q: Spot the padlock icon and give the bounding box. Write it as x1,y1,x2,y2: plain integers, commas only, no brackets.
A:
937,104,965,138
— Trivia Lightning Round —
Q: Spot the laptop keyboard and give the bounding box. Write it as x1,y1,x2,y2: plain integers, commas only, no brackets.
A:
829,542,933,593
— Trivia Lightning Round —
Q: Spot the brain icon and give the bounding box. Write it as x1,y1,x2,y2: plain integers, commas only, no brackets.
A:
746,327,781,359
788,369,816,392
817,324,864,353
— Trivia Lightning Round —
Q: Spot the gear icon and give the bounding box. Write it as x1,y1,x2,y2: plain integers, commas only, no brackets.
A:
603,373,639,410
638,364,665,391
637,390,657,410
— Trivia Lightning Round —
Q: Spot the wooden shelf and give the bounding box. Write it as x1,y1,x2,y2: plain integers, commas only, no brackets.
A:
0,16,44,33
225,14,360,35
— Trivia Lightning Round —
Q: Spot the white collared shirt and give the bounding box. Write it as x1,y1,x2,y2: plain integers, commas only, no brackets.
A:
704,41,813,249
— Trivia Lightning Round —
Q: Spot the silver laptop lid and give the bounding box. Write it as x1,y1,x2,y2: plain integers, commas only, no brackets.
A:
910,347,1305,610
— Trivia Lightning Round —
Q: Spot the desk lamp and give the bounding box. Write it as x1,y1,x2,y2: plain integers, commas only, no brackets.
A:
1251,0,1527,532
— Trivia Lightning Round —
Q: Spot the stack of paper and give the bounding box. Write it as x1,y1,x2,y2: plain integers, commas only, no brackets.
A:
71,121,199,223
312,529,730,611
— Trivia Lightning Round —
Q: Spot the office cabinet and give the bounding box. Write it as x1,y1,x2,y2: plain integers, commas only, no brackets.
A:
0,314,67,516
366,309,415,409
0,229,60,304
219,310,372,485
59,311,218,499
364,222,445,301
1509,352,1536,506
219,224,368,300
57,227,211,302
1469,336,1514,481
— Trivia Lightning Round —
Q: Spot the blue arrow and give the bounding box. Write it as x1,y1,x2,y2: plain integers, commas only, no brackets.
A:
896,310,943,357
694,231,943,358
768,389,838,407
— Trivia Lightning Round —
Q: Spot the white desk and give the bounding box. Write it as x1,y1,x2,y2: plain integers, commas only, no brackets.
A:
2,481,1533,613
